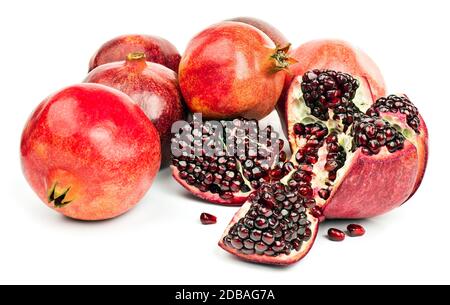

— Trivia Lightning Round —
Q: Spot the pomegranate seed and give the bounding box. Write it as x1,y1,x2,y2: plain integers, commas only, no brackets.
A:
328,228,345,241
200,212,217,225
347,224,366,237
318,188,330,200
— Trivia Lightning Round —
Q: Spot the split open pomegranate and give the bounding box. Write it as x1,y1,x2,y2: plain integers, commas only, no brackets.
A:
220,69,426,265
285,69,428,219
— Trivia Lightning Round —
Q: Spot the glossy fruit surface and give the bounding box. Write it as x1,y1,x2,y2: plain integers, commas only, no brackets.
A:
89,34,180,72
21,84,161,220
200,213,217,225
179,21,290,120
228,17,289,47
328,228,345,241
85,52,185,166
287,39,386,101
347,224,365,237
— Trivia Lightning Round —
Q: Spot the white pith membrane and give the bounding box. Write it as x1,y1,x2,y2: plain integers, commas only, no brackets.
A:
286,77,420,208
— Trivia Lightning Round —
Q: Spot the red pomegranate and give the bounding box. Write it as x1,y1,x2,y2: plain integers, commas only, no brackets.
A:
21,84,161,221
228,17,289,47
179,21,293,120
89,34,181,72
85,52,185,166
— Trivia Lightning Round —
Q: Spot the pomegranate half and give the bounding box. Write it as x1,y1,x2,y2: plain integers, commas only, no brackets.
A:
21,84,161,220
171,118,290,205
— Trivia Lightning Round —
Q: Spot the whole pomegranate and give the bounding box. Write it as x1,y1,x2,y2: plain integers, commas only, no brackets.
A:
21,84,161,221
89,34,181,72
179,21,292,120
228,17,289,47
85,52,185,166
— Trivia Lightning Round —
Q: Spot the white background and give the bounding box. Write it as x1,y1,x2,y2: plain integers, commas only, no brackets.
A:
0,0,448,284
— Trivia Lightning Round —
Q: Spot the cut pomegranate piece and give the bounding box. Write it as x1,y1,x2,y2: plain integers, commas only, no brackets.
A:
219,183,318,265
171,118,289,205
285,69,428,219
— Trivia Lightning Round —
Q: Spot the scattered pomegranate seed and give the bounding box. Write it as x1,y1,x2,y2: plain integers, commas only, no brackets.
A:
327,228,345,241
347,224,366,237
200,213,217,225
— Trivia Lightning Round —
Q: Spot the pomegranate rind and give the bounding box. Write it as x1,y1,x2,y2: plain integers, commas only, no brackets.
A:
171,166,248,206
410,117,428,199
287,39,386,101
370,95,428,201
322,141,419,219
218,199,318,265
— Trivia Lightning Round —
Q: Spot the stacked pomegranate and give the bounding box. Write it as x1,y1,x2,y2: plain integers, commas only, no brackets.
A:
172,23,428,265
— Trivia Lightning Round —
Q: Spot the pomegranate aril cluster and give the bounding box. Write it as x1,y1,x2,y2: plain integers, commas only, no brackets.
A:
367,95,420,133
352,115,405,155
301,69,360,121
223,183,312,257
324,132,346,182
293,122,328,165
171,118,287,200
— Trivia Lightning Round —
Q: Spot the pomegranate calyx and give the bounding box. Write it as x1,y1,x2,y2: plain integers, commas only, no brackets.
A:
125,52,148,70
270,44,296,72
48,183,72,208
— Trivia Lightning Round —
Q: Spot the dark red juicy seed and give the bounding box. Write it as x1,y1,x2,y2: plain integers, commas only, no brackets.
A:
200,213,217,225
347,224,366,237
328,228,345,241
293,123,305,136
318,188,330,200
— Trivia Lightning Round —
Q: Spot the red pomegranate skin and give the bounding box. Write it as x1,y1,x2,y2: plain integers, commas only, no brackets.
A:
287,39,386,102
20,84,161,221
89,34,181,72
179,21,286,120
85,53,185,166
323,142,419,219
228,17,289,47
